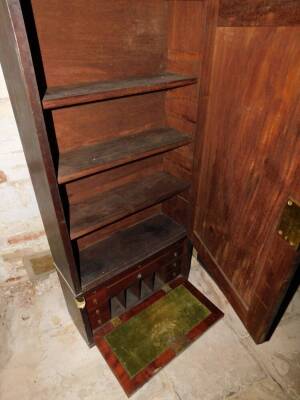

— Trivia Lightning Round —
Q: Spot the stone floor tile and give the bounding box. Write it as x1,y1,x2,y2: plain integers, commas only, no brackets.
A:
242,316,300,400
225,377,290,400
162,318,265,400
0,258,299,400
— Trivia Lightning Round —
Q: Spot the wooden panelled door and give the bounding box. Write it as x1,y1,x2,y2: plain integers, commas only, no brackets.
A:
192,0,300,343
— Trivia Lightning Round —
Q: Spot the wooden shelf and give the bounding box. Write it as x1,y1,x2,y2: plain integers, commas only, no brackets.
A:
70,172,189,240
79,214,186,290
42,73,197,109
58,127,191,184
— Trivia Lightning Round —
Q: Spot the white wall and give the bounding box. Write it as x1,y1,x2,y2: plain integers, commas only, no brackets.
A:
0,64,49,283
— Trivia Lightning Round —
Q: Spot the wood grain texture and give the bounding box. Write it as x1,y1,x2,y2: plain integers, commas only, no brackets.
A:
30,0,169,87
0,0,81,294
58,128,191,184
52,92,166,153
58,274,94,346
193,26,300,342
247,99,300,343
66,155,163,205
70,172,189,239
43,73,197,109
80,214,186,291
163,194,189,228
219,0,300,26
84,240,184,299
84,239,189,330
77,206,162,250
165,0,206,234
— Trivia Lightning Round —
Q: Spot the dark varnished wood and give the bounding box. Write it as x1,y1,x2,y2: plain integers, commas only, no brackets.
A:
0,0,196,348
77,206,162,250
0,0,80,294
3,0,299,350
52,92,166,153
73,242,186,333
31,0,169,87
66,155,163,206
163,194,189,228
84,240,185,305
193,25,300,343
219,0,300,26
80,214,186,291
43,73,197,109
58,274,93,346
58,128,191,184
247,100,300,342
70,172,189,239
163,0,206,235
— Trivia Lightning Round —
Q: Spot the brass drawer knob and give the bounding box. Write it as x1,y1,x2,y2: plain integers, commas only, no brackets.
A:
75,297,86,309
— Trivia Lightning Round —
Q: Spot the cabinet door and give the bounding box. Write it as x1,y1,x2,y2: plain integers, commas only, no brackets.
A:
192,0,300,343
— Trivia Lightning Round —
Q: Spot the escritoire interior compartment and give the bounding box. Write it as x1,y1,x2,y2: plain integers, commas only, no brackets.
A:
22,0,201,297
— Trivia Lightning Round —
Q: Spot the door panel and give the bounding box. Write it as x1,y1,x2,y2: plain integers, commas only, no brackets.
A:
192,3,300,343
218,0,300,27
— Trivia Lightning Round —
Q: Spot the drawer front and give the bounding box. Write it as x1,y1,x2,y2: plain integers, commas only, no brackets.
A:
88,303,110,330
106,244,183,297
85,239,185,330
158,258,182,282
85,287,108,311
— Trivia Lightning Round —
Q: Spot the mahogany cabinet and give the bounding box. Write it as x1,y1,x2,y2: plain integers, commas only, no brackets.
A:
0,0,299,347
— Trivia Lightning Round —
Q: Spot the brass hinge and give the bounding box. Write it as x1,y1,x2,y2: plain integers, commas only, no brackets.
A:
277,199,300,250
75,296,86,309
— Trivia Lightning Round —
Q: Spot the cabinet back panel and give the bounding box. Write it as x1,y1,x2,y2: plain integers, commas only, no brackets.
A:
30,0,168,87
77,205,162,250
66,155,163,205
52,93,166,153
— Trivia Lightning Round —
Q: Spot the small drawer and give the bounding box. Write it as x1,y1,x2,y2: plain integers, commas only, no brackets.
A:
158,258,182,282
85,287,108,311
85,239,186,330
87,302,110,330
88,310,104,330
106,242,184,297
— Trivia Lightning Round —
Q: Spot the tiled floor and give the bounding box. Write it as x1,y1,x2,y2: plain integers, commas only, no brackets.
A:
0,257,299,400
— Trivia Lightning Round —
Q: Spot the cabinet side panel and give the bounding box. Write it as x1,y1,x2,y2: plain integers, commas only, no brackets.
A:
0,0,80,293
163,0,205,233
58,274,94,346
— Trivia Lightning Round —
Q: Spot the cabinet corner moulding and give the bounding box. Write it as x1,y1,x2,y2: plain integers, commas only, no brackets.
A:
42,73,197,109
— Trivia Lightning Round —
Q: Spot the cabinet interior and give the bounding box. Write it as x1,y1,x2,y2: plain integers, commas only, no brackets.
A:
24,0,201,308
